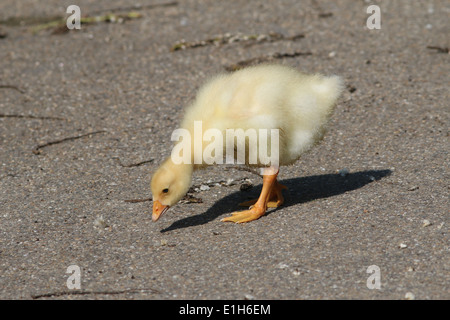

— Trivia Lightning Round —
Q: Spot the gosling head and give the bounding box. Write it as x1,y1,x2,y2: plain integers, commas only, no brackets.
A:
150,157,193,222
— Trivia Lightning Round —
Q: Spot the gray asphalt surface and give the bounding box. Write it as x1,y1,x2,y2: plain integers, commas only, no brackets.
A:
0,0,448,300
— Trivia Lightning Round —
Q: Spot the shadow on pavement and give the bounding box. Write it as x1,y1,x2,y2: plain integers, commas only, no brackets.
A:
160,169,392,232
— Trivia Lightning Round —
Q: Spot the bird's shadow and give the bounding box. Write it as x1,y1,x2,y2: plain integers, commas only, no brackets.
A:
160,169,392,232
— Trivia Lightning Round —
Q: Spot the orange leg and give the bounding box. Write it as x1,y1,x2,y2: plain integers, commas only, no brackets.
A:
221,168,280,223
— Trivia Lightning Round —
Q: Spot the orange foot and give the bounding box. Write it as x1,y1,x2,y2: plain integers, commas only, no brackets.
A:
222,168,284,223
221,204,266,223
238,180,287,208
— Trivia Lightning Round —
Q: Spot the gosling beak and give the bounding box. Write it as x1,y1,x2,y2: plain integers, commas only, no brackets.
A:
152,200,169,222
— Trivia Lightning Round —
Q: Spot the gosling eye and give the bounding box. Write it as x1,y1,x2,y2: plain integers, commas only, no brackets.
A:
162,188,169,194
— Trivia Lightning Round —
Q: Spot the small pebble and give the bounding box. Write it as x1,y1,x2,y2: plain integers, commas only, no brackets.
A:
180,17,188,26
405,292,415,300
240,181,253,191
93,216,108,229
399,243,408,249
199,184,210,191
277,263,289,269
244,294,255,300
338,168,349,177
422,219,432,227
